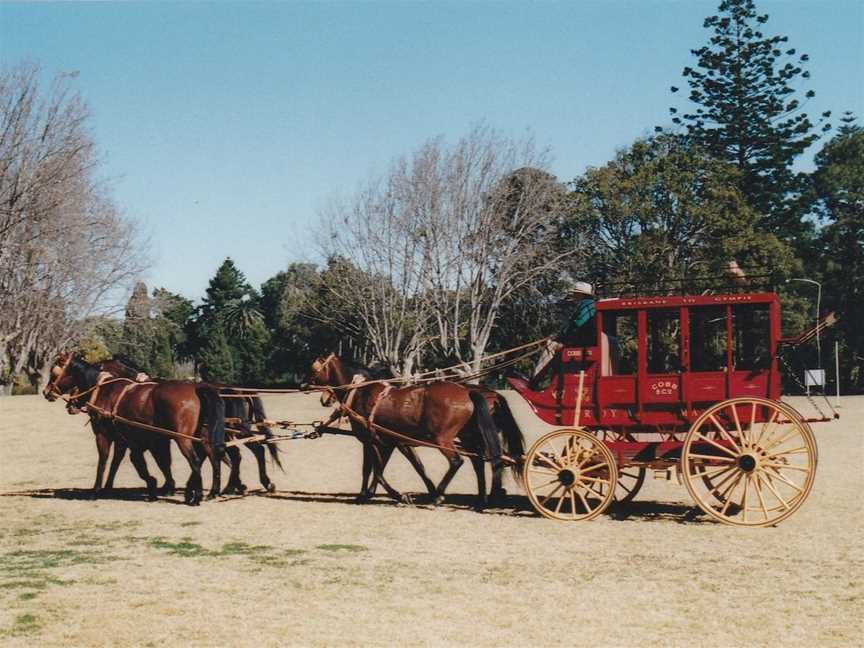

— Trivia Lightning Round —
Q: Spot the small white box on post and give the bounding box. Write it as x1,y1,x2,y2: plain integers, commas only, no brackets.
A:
804,369,825,395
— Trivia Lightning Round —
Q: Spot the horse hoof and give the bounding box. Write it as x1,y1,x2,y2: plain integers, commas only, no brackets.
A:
159,482,175,496
206,492,218,501
433,495,445,507
354,494,371,505
265,483,275,494
236,483,248,495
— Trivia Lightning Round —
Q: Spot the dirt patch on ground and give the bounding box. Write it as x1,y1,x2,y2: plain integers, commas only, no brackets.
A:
0,393,861,646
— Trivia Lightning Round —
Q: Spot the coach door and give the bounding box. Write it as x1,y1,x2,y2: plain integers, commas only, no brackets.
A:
640,308,683,406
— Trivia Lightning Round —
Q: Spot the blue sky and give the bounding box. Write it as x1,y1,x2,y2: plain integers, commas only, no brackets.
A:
2,1,862,301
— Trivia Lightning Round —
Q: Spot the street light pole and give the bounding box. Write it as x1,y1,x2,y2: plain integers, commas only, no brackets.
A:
787,277,823,369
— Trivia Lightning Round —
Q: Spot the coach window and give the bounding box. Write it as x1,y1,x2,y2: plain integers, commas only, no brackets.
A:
647,309,680,374
601,311,637,375
733,304,771,371
690,306,727,371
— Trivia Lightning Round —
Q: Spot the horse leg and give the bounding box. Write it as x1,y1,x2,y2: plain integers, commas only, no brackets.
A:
488,459,507,506
175,441,204,506
206,444,222,500
128,447,158,501
91,431,112,499
432,448,464,507
398,445,438,500
356,441,393,503
249,443,274,493
470,455,488,511
222,446,246,495
152,438,175,495
367,441,411,505
103,434,127,493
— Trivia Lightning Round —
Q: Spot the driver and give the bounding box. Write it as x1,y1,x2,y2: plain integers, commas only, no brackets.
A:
530,282,596,390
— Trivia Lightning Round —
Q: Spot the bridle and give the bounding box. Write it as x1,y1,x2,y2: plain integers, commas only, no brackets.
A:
311,353,336,383
43,353,73,400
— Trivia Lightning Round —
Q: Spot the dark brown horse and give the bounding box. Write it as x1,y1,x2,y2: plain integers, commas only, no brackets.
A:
100,356,282,495
308,353,507,509
44,353,225,505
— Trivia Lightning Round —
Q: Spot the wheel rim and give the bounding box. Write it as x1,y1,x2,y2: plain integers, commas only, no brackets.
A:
593,431,645,504
522,429,618,521
681,398,817,527
602,466,646,504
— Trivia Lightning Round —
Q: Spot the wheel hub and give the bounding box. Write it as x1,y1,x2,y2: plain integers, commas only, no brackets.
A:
737,453,758,473
557,468,576,487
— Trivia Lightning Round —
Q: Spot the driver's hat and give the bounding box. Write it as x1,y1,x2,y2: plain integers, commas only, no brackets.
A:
568,281,594,297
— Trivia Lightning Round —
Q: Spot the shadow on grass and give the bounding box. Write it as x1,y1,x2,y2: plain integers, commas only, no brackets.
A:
0,487,186,505
260,489,716,524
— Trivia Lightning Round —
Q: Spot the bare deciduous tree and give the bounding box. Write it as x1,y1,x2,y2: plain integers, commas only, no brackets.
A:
0,62,146,393
317,125,578,375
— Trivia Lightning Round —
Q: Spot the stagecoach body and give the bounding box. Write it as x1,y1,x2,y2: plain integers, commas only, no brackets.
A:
507,290,827,526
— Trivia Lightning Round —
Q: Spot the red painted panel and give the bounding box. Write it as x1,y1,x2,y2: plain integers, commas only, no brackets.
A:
684,372,726,403
597,376,636,406
642,374,681,403
729,371,769,398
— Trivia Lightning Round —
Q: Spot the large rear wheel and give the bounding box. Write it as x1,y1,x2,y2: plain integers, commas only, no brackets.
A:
681,398,817,527
522,429,617,521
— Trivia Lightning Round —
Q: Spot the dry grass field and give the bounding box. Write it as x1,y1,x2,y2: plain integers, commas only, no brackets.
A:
0,392,861,647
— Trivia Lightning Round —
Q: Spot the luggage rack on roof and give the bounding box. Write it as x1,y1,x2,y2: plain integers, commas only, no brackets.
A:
594,269,780,298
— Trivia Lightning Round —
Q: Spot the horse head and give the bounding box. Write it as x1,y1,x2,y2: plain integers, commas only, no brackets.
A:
42,351,76,402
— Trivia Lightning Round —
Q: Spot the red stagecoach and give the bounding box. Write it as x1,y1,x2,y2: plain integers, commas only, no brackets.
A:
506,289,833,526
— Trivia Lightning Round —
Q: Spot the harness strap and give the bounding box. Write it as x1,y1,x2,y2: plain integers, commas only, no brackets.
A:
367,384,392,431
112,381,138,417
87,372,113,409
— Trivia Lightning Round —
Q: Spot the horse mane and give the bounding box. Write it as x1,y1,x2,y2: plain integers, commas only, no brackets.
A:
111,354,146,375
340,357,393,381
70,355,102,387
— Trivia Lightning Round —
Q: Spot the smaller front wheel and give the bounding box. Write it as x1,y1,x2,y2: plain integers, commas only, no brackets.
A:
522,429,618,521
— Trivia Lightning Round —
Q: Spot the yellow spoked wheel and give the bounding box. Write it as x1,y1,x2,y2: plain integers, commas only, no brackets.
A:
600,466,646,504
681,398,817,527
522,429,618,521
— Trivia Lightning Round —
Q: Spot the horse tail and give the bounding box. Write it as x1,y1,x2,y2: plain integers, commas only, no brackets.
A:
197,385,225,451
468,390,502,468
250,395,283,472
491,393,524,480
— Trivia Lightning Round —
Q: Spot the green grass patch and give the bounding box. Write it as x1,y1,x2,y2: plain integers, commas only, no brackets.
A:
248,551,307,569
11,613,41,636
214,542,273,556
148,538,208,557
316,544,368,553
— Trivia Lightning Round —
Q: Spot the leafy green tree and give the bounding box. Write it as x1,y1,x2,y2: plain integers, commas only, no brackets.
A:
190,258,271,384
812,121,864,390
566,135,798,290
119,282,153,371
260,263,339,382
667,0,831,241
199,324,237,384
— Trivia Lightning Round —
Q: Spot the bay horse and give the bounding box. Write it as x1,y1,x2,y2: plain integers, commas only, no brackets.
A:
321,359,525,507
43,353,225,505
308,353,506,510
100,356,283,495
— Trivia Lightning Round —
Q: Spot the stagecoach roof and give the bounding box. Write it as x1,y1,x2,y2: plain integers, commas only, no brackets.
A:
595,292,779,311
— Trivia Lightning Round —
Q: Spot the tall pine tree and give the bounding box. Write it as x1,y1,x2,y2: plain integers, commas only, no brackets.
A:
668,0,831,243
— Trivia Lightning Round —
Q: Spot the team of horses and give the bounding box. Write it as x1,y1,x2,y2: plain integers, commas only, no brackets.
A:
42,351,524,510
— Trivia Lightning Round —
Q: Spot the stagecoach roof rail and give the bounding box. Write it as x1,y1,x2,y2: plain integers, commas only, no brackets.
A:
595,270,780,298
